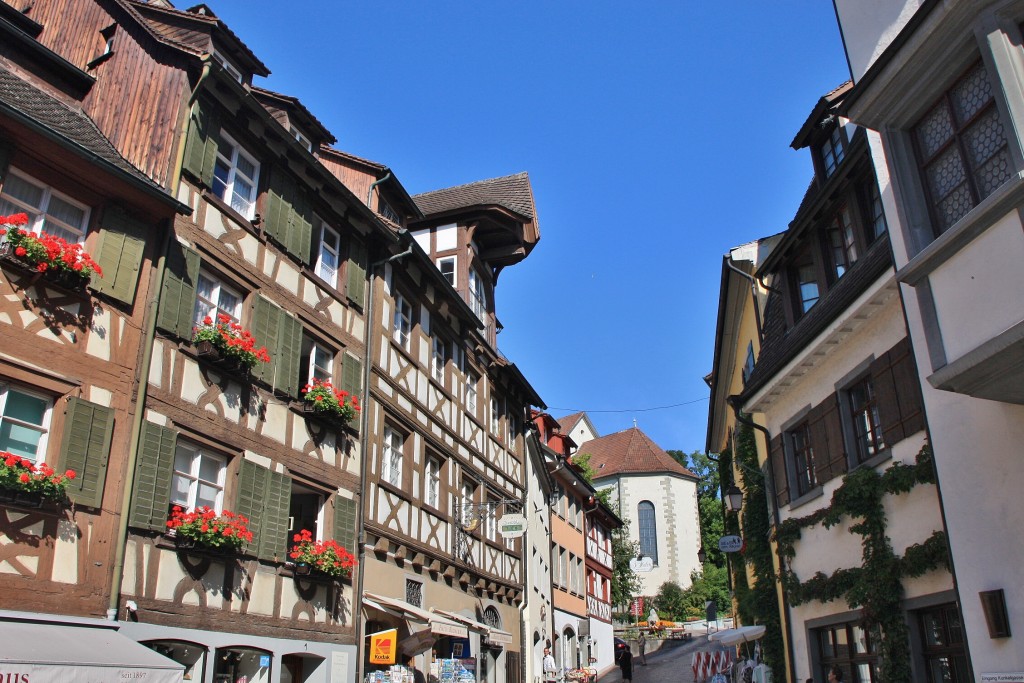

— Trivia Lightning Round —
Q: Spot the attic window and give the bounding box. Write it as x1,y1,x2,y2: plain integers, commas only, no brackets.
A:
87,25,117,69
290,126,313,153
212,49,243,83
378,199,400,225
820,127,845,178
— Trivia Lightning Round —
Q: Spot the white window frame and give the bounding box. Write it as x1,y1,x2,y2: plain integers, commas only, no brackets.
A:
315,218,341,288
468,268,486,320
392,295,412,350
0,384,53,463
289,481,326,542
484,497,497,541
0,168,90,244
305,337,334,385
382,426,403,487
212,49,243,82
171,441,227,513
460,481,475,527
290,126,313,153
431,333,447,384
507,411,518,452
438,256,456,287
194,270,243,325
212,130,259,219
425,456,441,509
490,397,501,435
465,373,478,414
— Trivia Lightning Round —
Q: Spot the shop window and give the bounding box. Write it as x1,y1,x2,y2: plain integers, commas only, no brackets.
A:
143,641,206,682
213,647,271,683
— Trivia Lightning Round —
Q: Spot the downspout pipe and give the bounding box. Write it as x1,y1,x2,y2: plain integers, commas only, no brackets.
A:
353,239,414,683
726,397,797,683
367,172,392,209
107,218,175,620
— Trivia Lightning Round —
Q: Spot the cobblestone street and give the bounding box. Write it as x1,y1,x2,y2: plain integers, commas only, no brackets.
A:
598,637,716,683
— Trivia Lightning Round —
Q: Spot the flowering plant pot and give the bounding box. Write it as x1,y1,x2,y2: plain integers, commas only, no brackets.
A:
0,451,76,503
192,315,270,371
301,379,359,426
0,213,102,288
166,505,254,552
288,529,357,578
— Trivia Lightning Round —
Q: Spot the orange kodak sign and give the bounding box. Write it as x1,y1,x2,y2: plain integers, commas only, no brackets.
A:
369,628,398,665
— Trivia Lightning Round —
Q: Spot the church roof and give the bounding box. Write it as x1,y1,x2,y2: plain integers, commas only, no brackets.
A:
576,427,697,481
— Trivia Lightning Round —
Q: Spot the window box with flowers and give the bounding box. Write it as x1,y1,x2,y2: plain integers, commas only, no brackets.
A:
192,314,271,375
301,379,360,430
288,529,357,580
166,505,254,556
0,213,102,292
0,451,76,509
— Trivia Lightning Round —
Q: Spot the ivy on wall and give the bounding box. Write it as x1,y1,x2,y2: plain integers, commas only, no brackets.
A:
726,423,786,683
773,445,948,681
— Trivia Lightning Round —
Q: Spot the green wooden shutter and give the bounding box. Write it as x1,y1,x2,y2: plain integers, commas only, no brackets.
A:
157,242,200,338
182,99,219,186
236,459,269,554
0,139,14,185
346,238,367,308
263,166,293,248
288,189,313,265
341,353,362,396
258,470,290,560
333,495,357,553
129,422,177,531
92,206,149,304
58,397,115,509
250,295,281,385
275,313,302,396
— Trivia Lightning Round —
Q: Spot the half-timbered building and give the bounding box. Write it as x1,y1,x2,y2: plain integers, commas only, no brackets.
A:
349,170,542,683
1,0,396,680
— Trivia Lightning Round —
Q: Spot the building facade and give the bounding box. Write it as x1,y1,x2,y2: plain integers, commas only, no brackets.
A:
833,1,1024,677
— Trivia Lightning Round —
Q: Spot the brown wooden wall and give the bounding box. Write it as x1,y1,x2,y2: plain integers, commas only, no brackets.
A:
27,0,189,188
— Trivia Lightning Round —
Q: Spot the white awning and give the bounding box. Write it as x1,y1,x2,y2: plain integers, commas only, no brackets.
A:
0,618,183,683
430,608,514,645
707,625,767,647
364,592,469,638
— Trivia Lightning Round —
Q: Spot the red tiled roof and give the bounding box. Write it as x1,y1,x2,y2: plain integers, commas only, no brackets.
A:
576,428,697,480
414,171,535,219
556,412,586,434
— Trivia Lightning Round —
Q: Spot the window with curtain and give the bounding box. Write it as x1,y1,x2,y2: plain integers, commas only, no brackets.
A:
637,500,658,564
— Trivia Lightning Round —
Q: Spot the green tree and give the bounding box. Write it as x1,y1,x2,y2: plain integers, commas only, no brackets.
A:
610,520,642,608
668,449,720,498
569,452,597,483
654,581,687,621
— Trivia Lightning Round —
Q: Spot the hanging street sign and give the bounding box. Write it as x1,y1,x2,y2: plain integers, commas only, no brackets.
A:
718,535,744,553
498,513,527,539
629,556,654,572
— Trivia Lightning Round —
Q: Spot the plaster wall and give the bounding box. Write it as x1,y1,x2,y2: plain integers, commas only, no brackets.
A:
833,0,924,78
860,111,1024,672
609,474,700,596
926,210,1024,361
524,456,553,683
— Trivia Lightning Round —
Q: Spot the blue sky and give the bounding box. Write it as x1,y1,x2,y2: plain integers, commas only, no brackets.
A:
215,2,851,454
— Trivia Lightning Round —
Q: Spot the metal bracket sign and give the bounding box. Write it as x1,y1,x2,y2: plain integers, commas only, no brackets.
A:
629,556,654,572
718,535,743,553
498,513,526,539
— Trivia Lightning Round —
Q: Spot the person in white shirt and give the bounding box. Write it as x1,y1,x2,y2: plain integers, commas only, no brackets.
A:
543,648,558,683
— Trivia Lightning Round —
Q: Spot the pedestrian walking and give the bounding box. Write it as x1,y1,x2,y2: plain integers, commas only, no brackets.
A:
618,645,633,683
543,648,558,683
637,632,647,665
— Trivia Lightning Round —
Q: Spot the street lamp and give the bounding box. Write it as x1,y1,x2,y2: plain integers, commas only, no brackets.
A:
724,484,743,513
697,547,707,564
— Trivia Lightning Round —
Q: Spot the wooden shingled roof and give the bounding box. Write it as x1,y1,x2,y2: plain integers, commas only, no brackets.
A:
414,171,535,220
576,427,697,481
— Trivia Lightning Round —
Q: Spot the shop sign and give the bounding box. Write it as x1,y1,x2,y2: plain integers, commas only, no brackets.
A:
431,621,468,638
369,628,398,665
981,674,1024,683
486,630,513,645
498,513,527,539
718,535,743,553
629,556,653,572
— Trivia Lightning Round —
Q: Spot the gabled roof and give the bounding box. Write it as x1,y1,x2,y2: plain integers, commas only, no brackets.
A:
577,427,697,481
791,81,852,150
251,86,335,145
414,172,536,220
556,412,587,434
0,66,183,209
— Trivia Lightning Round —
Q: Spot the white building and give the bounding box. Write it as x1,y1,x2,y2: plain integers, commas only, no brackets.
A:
576,425,700,598
833,1,1024,678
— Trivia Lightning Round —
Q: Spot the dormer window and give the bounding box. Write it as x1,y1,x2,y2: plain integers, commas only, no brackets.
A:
289,126,313,153
212,49,243,83
792,258,819,315
378,199,400,225
826,205,858,279
820,126,845,177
